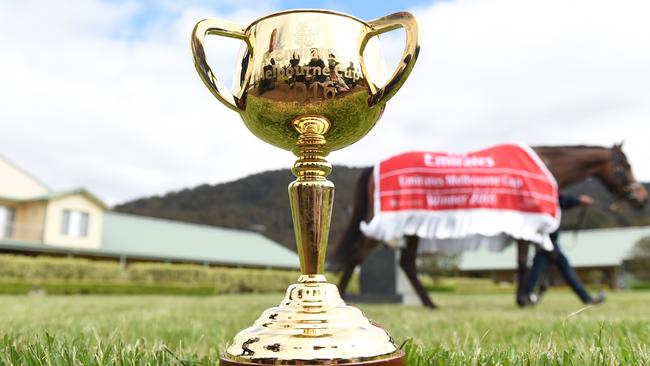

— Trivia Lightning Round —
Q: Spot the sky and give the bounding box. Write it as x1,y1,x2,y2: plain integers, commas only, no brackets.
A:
1,0,649,205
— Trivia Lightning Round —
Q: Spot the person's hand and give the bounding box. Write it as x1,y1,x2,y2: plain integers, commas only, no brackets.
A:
579,195,594,206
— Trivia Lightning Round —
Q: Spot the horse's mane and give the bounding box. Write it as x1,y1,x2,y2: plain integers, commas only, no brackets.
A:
531,144,611,150
532,144,627,163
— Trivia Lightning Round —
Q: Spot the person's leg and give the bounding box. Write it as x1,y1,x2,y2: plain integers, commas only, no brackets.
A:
553,243,593,303
525,248,550,295
538,272,550,296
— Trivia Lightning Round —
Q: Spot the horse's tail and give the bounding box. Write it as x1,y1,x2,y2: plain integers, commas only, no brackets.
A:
328,166,373,271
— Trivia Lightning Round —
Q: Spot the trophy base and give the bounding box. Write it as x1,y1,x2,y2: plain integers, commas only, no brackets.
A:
220,351,405,366
219,275,403,365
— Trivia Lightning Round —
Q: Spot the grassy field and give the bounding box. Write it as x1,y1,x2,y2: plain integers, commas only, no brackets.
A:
0,291,648,365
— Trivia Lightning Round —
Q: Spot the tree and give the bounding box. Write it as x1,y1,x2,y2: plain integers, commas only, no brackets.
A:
627,236,650,281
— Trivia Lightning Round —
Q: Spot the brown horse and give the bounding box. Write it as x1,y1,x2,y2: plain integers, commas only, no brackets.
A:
329,144,648,308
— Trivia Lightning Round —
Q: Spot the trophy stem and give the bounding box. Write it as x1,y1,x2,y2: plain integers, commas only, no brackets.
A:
221,116,405,366
288,116,334,277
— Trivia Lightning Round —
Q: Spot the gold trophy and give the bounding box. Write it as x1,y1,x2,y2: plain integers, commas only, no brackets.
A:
191,9,418,366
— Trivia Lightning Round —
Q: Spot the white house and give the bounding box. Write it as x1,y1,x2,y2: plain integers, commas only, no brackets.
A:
0,155,107,249
0,155,299,269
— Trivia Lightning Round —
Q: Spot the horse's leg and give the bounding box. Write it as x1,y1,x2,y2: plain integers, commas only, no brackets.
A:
338,260,358,298
400,236,437,309
516,240,531,307
338,237,379,298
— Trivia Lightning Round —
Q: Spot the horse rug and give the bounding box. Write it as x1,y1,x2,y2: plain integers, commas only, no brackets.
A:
360,144,559,253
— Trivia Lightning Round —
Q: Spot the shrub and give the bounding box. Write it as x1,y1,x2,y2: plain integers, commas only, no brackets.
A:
627,236,650,281
0,254,356,295
630,282,650,290
0,255,123,282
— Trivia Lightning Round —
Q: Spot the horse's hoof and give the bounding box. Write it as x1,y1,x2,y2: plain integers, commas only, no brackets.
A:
516,294,533,308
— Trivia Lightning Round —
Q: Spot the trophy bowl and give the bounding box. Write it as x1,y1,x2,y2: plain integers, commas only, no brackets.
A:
191,9,419,366
192,9,418,153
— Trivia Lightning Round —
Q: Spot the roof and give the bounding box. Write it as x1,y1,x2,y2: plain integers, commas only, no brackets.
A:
0,212,299,269
0,155,107,209
459,225,650,271
0,187,109,211
101,212,299,269
0,154,50,192
29,188,109,210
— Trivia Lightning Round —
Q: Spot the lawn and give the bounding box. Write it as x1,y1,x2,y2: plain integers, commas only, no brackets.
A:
0,291,649,365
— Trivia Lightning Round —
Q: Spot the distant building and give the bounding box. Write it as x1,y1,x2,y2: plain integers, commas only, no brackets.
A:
459,226,650,288
0,155,298,269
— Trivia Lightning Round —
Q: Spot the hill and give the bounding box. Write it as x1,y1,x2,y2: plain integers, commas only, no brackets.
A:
114,166,365,251
114,167,650,251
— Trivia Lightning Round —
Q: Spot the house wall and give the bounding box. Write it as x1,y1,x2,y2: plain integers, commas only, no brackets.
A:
13,201,47,242
0,199,18,239
43,194,104,249
0,158,48,199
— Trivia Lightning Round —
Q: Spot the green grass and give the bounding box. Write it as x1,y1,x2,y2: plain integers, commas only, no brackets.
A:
0,292,649,365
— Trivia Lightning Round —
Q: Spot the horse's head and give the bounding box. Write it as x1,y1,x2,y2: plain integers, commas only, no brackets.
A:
597,143,648,210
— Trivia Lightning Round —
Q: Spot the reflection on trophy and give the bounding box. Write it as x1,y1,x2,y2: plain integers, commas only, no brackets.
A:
191,9,419,366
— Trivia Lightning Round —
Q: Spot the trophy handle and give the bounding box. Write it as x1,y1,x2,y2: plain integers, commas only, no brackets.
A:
363,12,420,107
191,19,250,111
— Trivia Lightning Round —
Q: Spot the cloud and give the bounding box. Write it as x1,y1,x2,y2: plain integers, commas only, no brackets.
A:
1,0,649,205
335,0,650,176
1,0,283,204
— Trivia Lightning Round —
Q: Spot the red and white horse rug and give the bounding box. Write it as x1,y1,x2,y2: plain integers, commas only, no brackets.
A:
360,144,560,253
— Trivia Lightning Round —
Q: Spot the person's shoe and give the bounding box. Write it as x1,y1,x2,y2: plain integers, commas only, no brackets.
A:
529,293,541,306
586,292,607,305
517,293,536,308
539,283,548,297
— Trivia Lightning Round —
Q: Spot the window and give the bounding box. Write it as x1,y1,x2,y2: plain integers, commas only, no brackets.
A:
61,210,89,237
0,206,15,239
